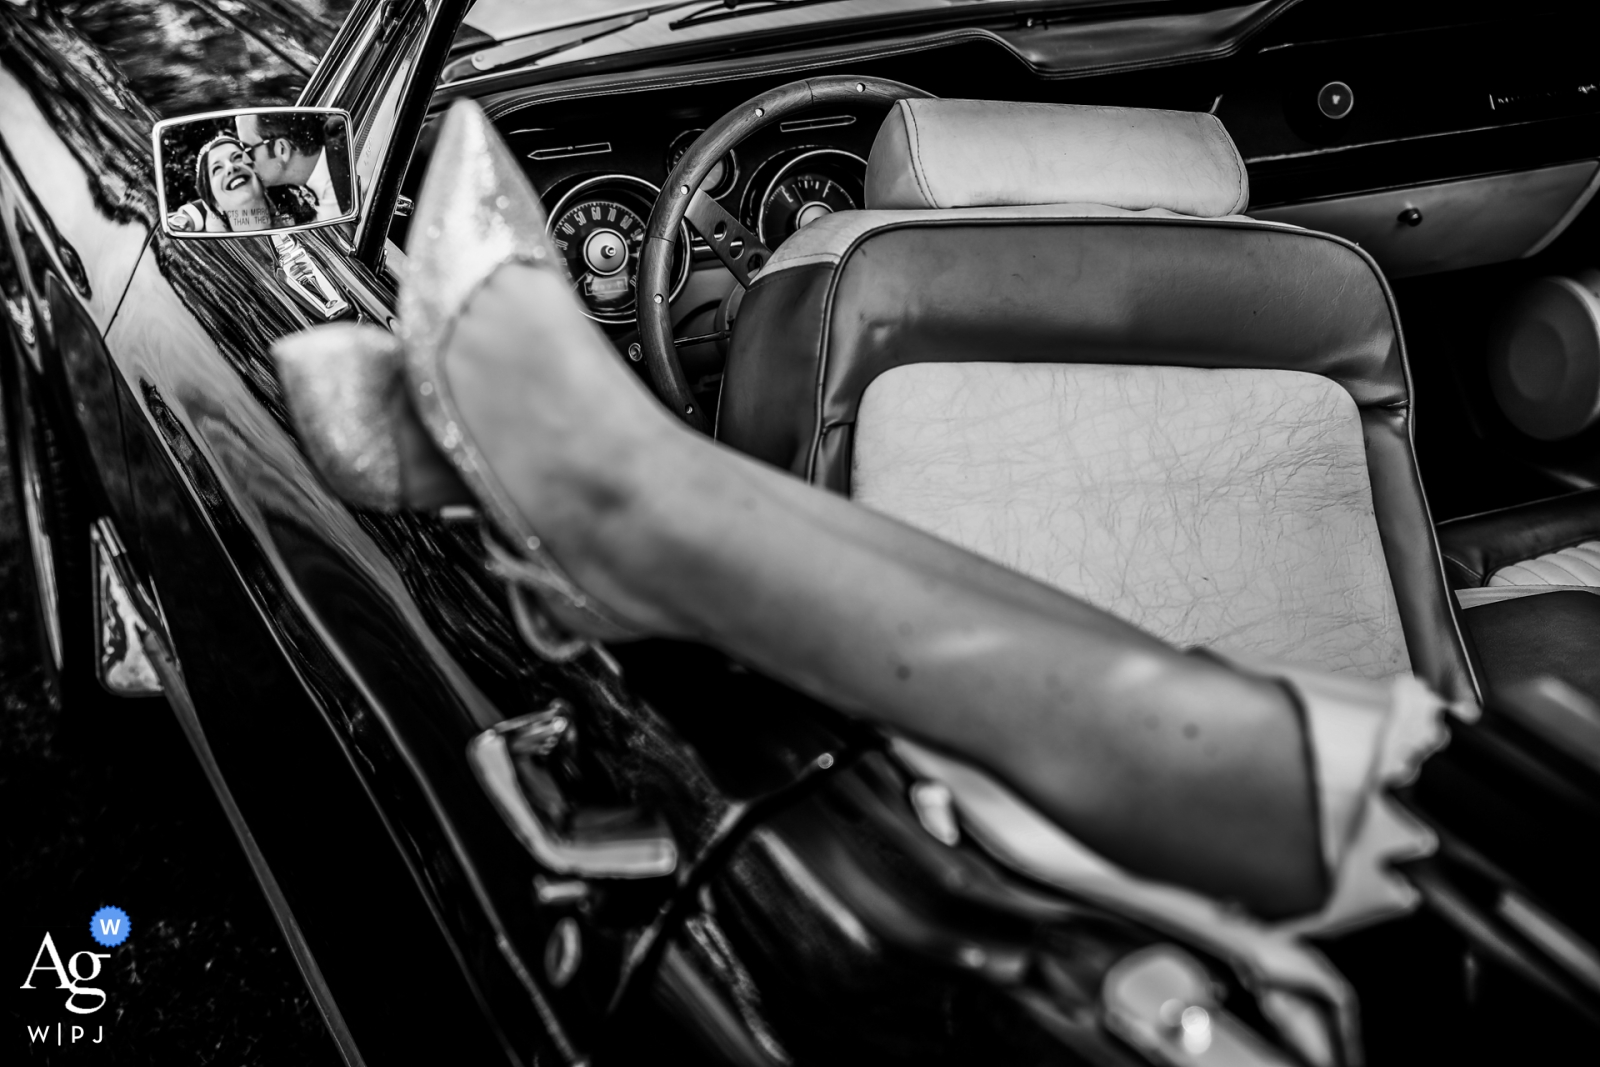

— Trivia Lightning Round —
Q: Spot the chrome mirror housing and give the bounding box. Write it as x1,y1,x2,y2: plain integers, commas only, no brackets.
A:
153,107,357,239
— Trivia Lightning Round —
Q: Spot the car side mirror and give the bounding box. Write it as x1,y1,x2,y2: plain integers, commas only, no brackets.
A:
153,107,357,238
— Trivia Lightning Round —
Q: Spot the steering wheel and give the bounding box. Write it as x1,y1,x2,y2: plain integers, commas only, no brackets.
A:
638,75,933,431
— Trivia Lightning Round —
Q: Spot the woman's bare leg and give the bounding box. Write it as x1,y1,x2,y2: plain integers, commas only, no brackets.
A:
437,264,1325,917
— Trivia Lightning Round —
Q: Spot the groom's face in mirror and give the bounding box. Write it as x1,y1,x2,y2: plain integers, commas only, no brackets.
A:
235,114,310,188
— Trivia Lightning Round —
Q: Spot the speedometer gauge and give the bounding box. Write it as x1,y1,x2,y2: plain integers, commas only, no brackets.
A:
756,148,866,249
552,198,645,319
546,175,690,324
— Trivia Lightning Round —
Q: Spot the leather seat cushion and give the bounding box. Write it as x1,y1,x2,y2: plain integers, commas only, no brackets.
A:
722,214,1476,703
853,362,1410,678
1457,590,1600,704
865,99,1249,217
1437,487,1600,588
1489,540,1600,586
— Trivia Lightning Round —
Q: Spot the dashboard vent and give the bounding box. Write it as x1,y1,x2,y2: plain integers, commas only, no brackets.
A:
527,142,613,161
778,114,857,133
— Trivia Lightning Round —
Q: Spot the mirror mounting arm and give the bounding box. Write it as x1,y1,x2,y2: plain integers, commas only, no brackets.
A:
273,235,351,320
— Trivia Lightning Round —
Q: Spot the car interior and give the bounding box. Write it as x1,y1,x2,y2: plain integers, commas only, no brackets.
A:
381,0,1600,725
15,0,1600,1060
21,0,1592,1057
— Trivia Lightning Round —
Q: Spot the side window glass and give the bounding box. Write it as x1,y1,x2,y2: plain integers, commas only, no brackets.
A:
354,49,411,196
49,0,357,117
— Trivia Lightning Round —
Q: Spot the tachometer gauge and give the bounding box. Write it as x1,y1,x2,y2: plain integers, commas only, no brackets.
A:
761,173,856,243
756,148,866,249
546,175,689,323
666,129,737,199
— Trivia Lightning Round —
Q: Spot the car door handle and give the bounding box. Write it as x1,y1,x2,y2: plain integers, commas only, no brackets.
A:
468,702,679,878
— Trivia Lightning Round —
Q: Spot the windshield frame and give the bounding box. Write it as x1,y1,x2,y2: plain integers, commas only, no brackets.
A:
443,0,1189,86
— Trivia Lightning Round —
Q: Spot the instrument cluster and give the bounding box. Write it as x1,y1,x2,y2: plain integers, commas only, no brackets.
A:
546,176,689,324
753,148,865,249
515,111,877,324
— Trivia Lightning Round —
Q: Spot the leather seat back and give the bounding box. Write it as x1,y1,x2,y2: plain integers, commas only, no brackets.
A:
718,101,1476,703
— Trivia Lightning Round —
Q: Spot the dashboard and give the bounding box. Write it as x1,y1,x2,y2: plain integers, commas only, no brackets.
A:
489,95,884,329
405,0,1600,398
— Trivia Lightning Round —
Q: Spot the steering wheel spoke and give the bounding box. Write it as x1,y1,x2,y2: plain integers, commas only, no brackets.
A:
639,75,933,430
685,190,770,287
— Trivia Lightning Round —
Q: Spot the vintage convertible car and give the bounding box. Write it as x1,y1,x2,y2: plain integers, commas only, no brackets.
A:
5,0,1600,1063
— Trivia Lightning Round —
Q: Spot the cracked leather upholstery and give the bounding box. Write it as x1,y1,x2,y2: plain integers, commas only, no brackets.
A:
719,103,1477,704
719,103,1474,1012
866,99,1249,217
853,363,1410,678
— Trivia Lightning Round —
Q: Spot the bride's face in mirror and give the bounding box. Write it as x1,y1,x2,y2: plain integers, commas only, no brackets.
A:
203,142,271,230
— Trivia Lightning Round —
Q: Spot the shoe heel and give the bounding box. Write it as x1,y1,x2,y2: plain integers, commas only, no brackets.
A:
273,323,408,510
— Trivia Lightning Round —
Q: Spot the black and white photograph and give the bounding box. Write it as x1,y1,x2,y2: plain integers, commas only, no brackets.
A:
4,0,1600,1063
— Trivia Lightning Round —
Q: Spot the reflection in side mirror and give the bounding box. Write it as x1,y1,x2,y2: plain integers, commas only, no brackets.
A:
152,107,357,238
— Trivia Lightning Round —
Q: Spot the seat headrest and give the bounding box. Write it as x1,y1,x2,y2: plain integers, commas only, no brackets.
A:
865,99,1249,217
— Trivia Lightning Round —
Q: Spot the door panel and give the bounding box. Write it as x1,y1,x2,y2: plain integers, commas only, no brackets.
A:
8,3,888,1061
0,62,150,334
0,14,159,595
106,238,536,1064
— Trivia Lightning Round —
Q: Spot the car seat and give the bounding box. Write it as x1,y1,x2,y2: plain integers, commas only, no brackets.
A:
717,98,1478,706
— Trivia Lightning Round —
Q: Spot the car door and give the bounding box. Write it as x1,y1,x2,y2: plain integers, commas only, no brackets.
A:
76,1,866,1064
89,9,556,1067
0,7,155,697
0,1,552,1062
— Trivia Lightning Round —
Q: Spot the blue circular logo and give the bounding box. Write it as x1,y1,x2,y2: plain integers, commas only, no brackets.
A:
90,906,130,948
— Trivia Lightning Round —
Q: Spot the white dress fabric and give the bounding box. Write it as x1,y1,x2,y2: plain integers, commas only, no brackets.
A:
305,150,342,222
893,666,1469,1067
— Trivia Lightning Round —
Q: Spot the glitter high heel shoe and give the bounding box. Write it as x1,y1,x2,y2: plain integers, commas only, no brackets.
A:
273,322,470,512
275,99,636,660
